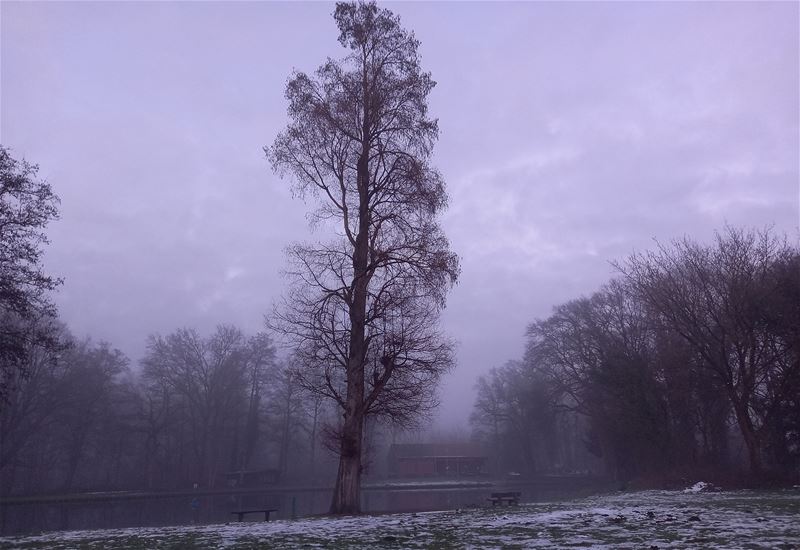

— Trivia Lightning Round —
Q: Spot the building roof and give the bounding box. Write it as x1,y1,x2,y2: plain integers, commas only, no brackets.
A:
388,443,487,459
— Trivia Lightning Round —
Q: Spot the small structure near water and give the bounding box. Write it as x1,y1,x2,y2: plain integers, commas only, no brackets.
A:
223,469,281,488
387,443,489,478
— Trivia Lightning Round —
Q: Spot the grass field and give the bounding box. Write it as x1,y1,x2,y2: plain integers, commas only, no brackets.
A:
2,488,798,549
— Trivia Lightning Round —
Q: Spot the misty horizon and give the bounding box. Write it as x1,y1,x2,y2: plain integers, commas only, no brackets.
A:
2,1,797,430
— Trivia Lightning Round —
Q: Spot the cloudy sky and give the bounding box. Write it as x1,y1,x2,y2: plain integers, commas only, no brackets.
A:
2,1,798,428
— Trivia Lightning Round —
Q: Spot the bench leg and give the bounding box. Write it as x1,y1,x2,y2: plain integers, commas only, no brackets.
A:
237,513,244,522
264,511,270,521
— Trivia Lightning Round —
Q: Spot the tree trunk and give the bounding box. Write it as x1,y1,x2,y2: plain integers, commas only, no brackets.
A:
330,136,370,514
330,405,364,514
279,406,291,477
309,401,319,483
243,378,260,470
330,235,368,512
732,399,762,475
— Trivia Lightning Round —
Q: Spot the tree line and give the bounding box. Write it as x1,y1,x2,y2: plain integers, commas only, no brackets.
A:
0,144,342,496
0,320,341,496
472,227,799,484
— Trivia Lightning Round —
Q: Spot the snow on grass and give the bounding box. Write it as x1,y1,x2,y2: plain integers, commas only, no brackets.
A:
682,481,712,493
2,489,799,549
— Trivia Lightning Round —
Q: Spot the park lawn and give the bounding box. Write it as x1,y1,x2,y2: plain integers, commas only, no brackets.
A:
2,489,798,549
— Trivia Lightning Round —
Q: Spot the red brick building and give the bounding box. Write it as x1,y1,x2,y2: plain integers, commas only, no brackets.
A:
387,443,489,478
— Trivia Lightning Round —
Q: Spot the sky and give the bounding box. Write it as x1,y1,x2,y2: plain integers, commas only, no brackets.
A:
1,1,798,429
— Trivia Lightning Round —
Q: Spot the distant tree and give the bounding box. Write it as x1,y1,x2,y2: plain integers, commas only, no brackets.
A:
267,1,458,513
240,333,276,471
759,249,800,471
525,282,704,480
471,366,508,450
471,226,796,483
261,359,336,483
471,361,559,476
56,340,130,491
0,329,136,495
617,227,798,475
141,326,274,488
0,320,68,494
0,146,62,399
300,390,329,483
263,360,305,478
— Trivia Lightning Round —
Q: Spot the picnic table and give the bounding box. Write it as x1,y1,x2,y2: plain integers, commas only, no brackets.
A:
231,508,278,522
487,491,521,506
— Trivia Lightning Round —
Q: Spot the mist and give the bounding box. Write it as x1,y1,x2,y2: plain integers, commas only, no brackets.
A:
1,0,798,543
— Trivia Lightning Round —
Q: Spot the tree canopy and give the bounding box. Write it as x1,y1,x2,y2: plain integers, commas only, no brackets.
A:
0,146,62,400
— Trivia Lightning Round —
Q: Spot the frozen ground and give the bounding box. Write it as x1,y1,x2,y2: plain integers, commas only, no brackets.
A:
2,489,798,549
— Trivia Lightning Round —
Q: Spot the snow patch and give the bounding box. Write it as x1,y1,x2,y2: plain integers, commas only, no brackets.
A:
683,481,711,493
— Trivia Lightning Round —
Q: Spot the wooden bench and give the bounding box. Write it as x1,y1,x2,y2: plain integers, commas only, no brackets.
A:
231,508,278,522
487,491,521,506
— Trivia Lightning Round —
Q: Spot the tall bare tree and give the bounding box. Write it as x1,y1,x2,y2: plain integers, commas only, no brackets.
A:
267,1,458,513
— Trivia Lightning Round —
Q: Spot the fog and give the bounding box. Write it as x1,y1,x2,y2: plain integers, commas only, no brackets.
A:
0,2,800,544
3,2,796,428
